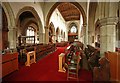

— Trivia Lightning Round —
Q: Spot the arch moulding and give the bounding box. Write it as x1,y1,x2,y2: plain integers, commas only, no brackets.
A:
46,2,87,27
16,6,43,33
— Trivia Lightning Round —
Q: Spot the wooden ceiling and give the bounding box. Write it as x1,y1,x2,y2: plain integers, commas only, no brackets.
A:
57,2,80,21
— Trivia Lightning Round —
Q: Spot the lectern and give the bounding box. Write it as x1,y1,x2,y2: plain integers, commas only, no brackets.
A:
25,51,36,66
58,53,66,73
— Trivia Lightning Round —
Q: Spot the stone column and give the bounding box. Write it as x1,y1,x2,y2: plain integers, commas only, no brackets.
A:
52,34,56,43
116,23,119,47
0,7,2,50
0,6,2,81
45,26,49,44
118,23,120,48
88,30,92,45
99,17,118,56
118,1,120,48
8,26,17,49
65,30,68,41
83,24,88,48
39,32,44,43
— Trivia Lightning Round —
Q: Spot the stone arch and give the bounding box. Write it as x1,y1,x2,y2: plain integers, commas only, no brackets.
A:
68,22,78,33
23,18,38,36
16,6,43,44
2,7,9,49
16,6,43,33
2,2,16,48
2,2,15,28
46,2,86,26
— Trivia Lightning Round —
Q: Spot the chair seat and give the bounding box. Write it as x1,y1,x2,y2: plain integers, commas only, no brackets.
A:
69,72,77,74
68,66,77,70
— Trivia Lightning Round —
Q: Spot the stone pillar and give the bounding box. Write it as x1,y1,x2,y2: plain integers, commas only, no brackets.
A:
118,2,120,48
83,24,88,48
0,7,2,50
52,34,56,43
42,33,45,43
65,30,68,41
116,23,119,47
8,26,17,49
88,30,92,45
0,28,1,81
45,26,49,44
39,32,45,43
118,23,120,48
99,17,118,56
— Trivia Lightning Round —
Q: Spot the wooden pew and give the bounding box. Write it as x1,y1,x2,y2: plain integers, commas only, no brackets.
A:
93,57,110,81
105,51,120,82
17,43,56,62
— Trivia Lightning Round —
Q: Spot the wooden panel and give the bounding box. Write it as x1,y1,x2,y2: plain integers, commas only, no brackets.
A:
2,61,13,77
57,2,80,21
105,52,120,81
2,52,18,78
118,54,120,81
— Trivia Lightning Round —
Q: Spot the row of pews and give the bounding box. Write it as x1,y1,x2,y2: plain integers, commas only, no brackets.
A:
93,51,120,82
17,41,69,64
58,41,119,82
17,43,56,63
56,41,69,47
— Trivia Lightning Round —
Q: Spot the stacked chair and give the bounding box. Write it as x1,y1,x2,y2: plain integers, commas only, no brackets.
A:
66,44,81,81
67,54,81,80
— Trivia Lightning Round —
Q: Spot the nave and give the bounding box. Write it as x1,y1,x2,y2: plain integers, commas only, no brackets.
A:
1,1,120,82
2,45,92,82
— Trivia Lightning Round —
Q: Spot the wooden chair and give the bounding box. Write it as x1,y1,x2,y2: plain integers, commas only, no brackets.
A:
67,55,81,80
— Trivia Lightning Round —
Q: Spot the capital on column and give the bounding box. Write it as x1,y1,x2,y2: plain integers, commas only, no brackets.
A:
99,17,118,27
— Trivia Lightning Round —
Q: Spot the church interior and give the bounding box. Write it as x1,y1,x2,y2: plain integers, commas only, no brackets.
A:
0,1,120,82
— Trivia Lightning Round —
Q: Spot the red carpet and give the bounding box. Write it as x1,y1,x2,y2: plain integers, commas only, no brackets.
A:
2,46,92,82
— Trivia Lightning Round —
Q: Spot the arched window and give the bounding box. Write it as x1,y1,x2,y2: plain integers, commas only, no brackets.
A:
70,25,77,33
26,26,35,43
27,26,35,36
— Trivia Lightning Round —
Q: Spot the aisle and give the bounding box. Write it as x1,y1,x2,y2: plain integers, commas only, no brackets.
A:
2,46,92,82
